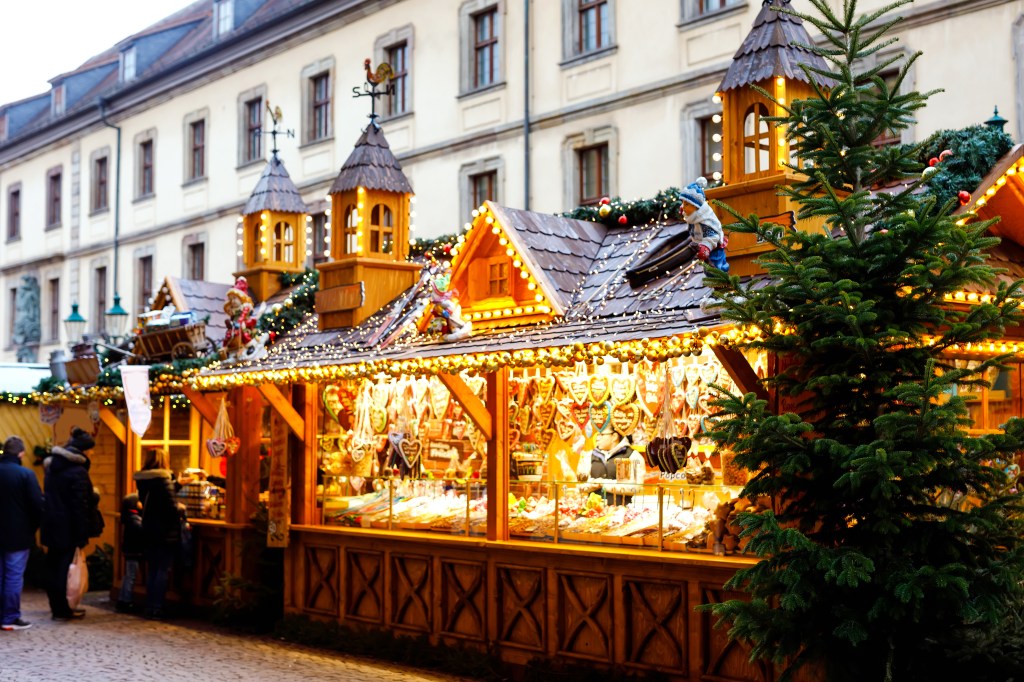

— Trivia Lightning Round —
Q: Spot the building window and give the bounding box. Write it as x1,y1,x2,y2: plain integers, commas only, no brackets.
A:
48,278,60,342
578,0,610,54
310,212,329,263
7,186,20,241
46,168,62,228
245,97,263,162
188,120,206,180
7,288,16,347
488,260,509,296
138,139,154,197
137,255,153,315
696,0,744,15
215,0,234,36
370,204,393,254
309,73,331,142
92,156,109,212
577,144,608,205
699,114,724,181
473,8,499,89
187,242,205,280
273,221,295,263
342,205,359,255
743,103,772,174
387,42,409,117
52,85,65,117
94,267,107,336
471,170,497,208
122,47,136,82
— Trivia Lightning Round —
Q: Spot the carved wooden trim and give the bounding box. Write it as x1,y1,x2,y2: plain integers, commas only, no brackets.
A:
623,578,688,672
440,559,486,640
304,545,340,615
345,550,384,623
497,564,546,651
390,553,432,632
700,584,771,682
257,383,305,441
556,571,612,663
438,372,493,440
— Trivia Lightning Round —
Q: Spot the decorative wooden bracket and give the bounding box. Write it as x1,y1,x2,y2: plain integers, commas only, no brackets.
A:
98,407,126,444
181,385,221,426
438,373,493,441
257,384,305,441
712,345,769,402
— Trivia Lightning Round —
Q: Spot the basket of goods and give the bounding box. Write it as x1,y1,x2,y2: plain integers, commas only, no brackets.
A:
513,452,544,481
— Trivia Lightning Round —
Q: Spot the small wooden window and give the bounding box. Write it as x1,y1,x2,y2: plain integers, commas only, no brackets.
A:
470,170,497,208
93,157,109,211
743,103,772,175
387,42,409,116
187,242,205,280
578,0,609,53
369,204,394,254
139,140,154,196
310,73,331,141
699,115,723,181
488,260,509,296
473,8,499,88
245,97,263,162
577,143,608,205
273,221,295,263
189,120,206,180
137,255,153,315
94,267,107,335
48,278,60,342
342,205,359,255
7,187,20,241
46,169,62,227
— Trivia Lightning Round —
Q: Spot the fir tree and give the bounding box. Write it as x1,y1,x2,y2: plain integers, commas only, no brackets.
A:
704,1,1024,680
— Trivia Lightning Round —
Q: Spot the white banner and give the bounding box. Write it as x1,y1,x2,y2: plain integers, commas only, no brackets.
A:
120,365,152,437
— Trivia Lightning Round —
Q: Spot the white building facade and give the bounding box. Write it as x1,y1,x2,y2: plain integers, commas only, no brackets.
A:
0,0,1021,362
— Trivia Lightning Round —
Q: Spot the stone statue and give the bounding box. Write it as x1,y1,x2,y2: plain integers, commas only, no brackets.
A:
13,275,41,362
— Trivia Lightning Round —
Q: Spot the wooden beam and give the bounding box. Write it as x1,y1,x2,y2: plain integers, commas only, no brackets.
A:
181,385,220,426
98,407,126,444
712,345,769,402
438,372,493,441
485,368,509,542
257,383,305,441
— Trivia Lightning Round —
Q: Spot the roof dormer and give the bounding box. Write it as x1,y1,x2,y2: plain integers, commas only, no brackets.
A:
214,0,235,37
120,45,137,83
50,83,65,117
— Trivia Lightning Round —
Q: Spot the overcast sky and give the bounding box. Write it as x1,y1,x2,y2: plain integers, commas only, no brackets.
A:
1,0,197,105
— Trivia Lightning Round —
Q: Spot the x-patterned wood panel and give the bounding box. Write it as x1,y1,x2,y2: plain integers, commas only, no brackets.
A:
556,570,613,663
304,545,340,616
496,564,546,652
701,585,771,682
623,578,689,673
197,535,226,601
345,550,384,624
440,559,487,640
390,553,432,633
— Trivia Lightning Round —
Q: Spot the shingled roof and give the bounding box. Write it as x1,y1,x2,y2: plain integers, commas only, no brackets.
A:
329,123,414,195
242,155,307,215
719,0,835,92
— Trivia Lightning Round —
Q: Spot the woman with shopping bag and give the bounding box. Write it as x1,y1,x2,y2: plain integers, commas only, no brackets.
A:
135,448,182,619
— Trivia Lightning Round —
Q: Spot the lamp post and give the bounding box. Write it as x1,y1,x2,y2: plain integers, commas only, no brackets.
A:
63,303,87,346
104,293,130,343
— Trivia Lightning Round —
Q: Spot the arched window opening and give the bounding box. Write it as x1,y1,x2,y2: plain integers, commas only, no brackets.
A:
370,204,393,254
343,204,359,254
273,220,294,263
743,103,772,174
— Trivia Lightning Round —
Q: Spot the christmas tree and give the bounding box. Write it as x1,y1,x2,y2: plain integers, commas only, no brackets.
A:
704,1,1024,680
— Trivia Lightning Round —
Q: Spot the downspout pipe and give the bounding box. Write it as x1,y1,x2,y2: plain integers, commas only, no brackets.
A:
523,0,531,210
97,98,122,312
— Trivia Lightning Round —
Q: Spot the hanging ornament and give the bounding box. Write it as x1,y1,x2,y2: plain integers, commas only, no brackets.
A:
928,157,939,167
939,149,954,161
618,215,628,225
922,166,938,179
598,204,612,218
599,196,611,206
958,190,972,206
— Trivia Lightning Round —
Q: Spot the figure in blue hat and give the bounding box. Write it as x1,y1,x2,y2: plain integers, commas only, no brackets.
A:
678,177,729,272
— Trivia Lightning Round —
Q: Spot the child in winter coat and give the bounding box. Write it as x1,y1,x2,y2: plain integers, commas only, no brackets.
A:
116,493,144,612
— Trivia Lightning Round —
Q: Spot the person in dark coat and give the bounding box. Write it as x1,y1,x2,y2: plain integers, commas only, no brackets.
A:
116,493,144,613
0,436,44,631
135,448,182,618
41,427,98,620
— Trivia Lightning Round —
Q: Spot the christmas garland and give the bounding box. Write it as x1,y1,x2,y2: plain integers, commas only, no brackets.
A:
255,268,319,338
909,125,1014,210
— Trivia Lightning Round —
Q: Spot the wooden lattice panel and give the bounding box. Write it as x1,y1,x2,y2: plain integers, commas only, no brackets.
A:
345,550,384,624
303,545,340,616
197,535,225,601
496,565,546,652
390,553,432,633
623,578,689,673
701,585,771,682
556,571,612,663
440,560,487,641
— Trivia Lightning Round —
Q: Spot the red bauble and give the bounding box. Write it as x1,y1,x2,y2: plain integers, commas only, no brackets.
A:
958,190,971,205
928,157,939,167
599,196,611,205
618,215,628,225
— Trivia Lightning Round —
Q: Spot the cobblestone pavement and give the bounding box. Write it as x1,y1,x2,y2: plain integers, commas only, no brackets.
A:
0,589,466,682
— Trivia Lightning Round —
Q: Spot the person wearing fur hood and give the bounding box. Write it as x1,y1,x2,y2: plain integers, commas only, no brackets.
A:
41,426,99,620
135,448,182,618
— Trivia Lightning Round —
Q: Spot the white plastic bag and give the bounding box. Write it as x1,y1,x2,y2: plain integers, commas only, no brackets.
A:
66,547,89,609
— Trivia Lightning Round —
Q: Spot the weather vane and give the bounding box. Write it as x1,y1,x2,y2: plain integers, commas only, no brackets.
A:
353,58,395,125
264,102,294,157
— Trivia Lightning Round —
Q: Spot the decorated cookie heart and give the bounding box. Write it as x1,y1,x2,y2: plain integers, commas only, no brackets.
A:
671,387,687,415
555,409,577,442
636,375,665,419
537,428,557,452
685,364,701,386
611,403,641,437
568,377,590,406
569,402,591,432
371,406,389,434
430,384,451,421
589,402,611,433
509,428,521,451
700,361,719,385
610,376,636,405
533,402,556,429
589,375,611,405
670,364,687,388
535,376,556,403
467,374,487,398
508,402,520,429
685,385,700,411
206,438,227,458
399,438,423,464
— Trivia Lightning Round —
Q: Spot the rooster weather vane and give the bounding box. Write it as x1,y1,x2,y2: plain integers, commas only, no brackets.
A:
353,58,395,125
264,102,294,157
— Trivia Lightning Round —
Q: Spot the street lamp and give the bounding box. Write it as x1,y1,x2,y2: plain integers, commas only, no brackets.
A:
105,293,130,343
63,303,87,345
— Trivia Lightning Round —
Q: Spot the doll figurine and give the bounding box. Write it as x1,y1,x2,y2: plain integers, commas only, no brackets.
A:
678,177,729,272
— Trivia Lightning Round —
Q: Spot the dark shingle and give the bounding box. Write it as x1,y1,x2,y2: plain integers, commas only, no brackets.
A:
242,155,308,215
329,123,414,194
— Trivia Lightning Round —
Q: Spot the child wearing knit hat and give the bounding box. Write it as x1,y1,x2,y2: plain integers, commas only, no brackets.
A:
678,177,729,272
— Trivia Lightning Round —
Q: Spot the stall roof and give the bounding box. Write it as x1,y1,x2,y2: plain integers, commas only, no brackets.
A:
0,363,50,393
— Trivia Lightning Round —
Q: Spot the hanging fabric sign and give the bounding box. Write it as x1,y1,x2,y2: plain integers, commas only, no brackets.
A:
120,365,152,436
39,403,63,426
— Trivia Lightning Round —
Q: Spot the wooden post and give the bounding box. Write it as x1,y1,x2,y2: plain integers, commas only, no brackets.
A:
438,372,493,440
711,345,769,402
485,367,509,542
227,386,262,525
267,408,290,547
292,383,319,526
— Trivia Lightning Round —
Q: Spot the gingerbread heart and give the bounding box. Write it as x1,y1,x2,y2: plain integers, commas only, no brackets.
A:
699,361,719,385
589,375,611,405
537,428,556,452
567,377,590,405
508,402,520,429
430,384,451,420
509,428,521,451
671,387,687,415
467,374,487,397
589,402,611,433
399,438,423,464
371,406,389,434
518,403,532,433
535,376,556,403
685,364,701,386
610,376,636,405
636,375,665,419
569,402,591,432
533,402,556,429
555,408,577,442
611,403,641,437
206,438,227,458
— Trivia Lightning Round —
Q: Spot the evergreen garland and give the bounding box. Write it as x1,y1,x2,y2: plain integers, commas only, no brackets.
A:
255,268,319,337
910,125,1014,209
703,1,1024,680
562,187,690,226
409,233,459,260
